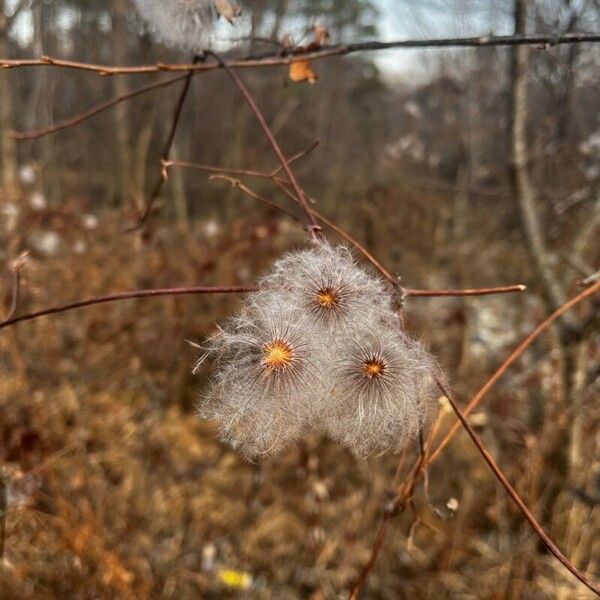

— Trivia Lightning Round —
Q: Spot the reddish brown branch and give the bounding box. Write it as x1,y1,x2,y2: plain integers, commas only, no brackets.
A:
0,285,254,332
435,377,600,596
209,175,305,225
171,158,527,296
209,52,322,240
134,56,203,230
9,74,188,140
427,279,600,465
162,139,319,181
3,34,600,75
352,280,600,597
405,285,527,297
349,512,394,600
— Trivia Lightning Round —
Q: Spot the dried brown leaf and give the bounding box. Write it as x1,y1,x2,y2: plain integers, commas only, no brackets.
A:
213,0,241,25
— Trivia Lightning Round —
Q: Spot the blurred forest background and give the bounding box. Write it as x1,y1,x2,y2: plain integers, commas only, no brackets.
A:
0,0,599,598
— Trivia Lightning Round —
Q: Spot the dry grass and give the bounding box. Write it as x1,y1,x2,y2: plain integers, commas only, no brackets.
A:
0,200,598,599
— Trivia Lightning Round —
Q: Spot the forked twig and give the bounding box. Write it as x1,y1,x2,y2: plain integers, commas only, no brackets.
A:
0,285,254,332
134,56,204,230
209,52,322,240
435,376,600,597
351,280,600,597
9,74,188,140
426,279,600,465
209,175,304,225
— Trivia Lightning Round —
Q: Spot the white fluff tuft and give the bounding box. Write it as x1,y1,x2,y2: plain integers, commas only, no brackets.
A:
195,241,442,459
259,242,394,334
133,0,216,53
322,324,439,458
197,299,324,458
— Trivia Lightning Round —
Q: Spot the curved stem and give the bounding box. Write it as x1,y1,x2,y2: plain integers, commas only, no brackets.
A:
0,286,254,332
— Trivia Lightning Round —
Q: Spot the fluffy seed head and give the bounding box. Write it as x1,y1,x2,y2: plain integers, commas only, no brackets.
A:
260,243,393,331
196,301,322,458
195,241,443,460
321,328,439,458
133,0,217,53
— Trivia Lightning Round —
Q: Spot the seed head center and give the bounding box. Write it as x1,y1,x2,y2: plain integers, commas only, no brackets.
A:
361,358,386,379
262,339,295,371
315,287,340,310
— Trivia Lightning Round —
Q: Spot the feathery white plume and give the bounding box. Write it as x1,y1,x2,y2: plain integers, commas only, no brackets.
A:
259,242,393,334
197,299,323,458
133,0,218,53
195,241,442,460
322,323,439,458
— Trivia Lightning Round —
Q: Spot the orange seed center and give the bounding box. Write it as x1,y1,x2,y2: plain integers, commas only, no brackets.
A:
315,287,340,310
361,358,386,379
262,339,295,370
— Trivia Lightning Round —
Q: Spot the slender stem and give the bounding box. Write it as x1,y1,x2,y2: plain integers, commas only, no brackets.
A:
348,512,394,600
405,285,526,297
353,280,600,596
209,52,322,240
0,286,254,332
209,175,305,225
427,279,600,465
3,34,600,75
135,56,202,229
10,74,188,140
435,376,600,596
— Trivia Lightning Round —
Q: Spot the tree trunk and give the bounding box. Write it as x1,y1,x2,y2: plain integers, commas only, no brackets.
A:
509,0,577,333
0,3,18,198
112,0,134,209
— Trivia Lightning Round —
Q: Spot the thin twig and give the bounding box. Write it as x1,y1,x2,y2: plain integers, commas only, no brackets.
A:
0,285,254,332
9,74,188,140
271,178,395,281
435,376,600,596
427,279,600,465
182,160,527,297
352,280,600,596
405,285,527,297
209,175,305,225
134,56,203,230
162,139,320,181
208,52,322,239
348,512,394,600
3,34,600,75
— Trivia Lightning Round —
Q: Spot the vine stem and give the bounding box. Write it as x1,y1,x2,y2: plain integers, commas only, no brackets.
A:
9,74,188,140
0,286,254,332
3,34,600,75
435,376,600,597
426,278,600,465
209,52,322,240
350,279,600,597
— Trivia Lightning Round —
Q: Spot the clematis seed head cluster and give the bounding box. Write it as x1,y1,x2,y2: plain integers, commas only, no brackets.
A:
196,242,442,459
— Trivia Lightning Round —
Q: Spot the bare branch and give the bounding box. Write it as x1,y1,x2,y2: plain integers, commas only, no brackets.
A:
0,285,254,332
435,376,600,597
2,34,600,75
405,285,526,297
210,52,322,240
133,55,205,230
353,280,600,595
427,279,600,464
9,73,188,140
